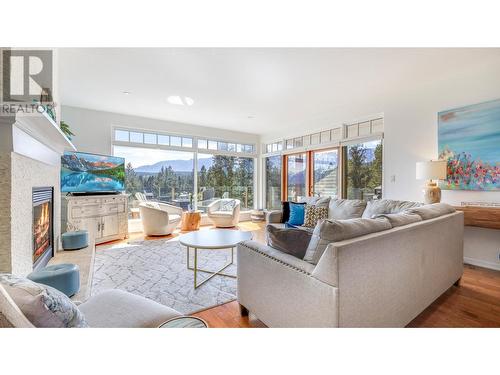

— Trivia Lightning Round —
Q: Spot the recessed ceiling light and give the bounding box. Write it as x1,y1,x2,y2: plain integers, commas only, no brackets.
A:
167,95,194,106
247,115,255,119
122,91,131,95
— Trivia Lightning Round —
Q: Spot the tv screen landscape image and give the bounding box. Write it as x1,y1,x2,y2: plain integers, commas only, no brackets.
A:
61,152,125,193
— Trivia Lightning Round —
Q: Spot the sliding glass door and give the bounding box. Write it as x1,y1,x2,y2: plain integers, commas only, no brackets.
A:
286,153,307,202
265,155,282,210
311,148,339,198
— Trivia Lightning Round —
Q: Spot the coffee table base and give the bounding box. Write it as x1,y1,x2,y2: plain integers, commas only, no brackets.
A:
186,246,236,289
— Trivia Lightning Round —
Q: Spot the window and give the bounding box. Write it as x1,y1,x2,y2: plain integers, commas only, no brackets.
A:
208,140,217,150
197,154,254,212
130,132,143,143
158,135,170,145
182,137,193,148
198,139,207,149
170,136,182,147
144,133,157,144
265,155,282,210
115,129,129,142
286,153,307,202
113,145,194,212
343,140,383,201
312,149,339,198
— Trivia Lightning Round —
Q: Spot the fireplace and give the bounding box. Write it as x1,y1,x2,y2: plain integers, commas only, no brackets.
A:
32,187,54,271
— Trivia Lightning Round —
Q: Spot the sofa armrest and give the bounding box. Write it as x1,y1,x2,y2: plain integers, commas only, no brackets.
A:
238,240,314,274
157,202,183,216
311,243,338,287
207,200,220,214
266,210,283,224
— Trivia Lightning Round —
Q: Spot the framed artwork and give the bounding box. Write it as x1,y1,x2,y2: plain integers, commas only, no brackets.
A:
438,99,500,191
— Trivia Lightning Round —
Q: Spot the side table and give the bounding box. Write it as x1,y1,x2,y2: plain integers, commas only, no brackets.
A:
181,210,202,231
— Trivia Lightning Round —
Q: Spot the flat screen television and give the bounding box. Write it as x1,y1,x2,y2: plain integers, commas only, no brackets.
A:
61,151,125,193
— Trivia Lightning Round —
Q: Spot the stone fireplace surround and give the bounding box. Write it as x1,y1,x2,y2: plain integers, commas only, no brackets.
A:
0,112,75,276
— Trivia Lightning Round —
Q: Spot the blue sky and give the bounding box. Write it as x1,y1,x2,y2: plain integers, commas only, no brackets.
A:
438,99,500,164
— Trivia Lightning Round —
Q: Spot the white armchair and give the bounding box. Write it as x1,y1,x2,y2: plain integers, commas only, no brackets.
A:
207,199,241,228
139,202,183,236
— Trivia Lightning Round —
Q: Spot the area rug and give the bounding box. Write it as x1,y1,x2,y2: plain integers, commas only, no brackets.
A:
91,238,237,314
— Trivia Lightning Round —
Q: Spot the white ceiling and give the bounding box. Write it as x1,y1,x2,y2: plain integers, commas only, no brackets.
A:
59,48,500,137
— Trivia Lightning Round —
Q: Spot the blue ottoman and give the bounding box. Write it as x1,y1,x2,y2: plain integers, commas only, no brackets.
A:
62,230,89,251
28,264,80,297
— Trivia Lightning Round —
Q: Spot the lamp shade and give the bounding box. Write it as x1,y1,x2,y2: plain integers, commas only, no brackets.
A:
416,160,447,180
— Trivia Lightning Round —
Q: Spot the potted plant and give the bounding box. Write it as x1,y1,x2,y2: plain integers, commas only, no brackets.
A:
60,120,75,140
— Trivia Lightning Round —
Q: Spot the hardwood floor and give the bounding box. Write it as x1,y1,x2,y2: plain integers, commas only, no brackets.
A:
101,221,500,328
195,264,500,328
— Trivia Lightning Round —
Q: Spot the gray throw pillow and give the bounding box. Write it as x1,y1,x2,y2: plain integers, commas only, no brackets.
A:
304,217,392,264
299,196,331,208
328,198,367,220
266,225,312,259
406,203,455,220
0,274,88,328
362,199,422,219
373,212,422,227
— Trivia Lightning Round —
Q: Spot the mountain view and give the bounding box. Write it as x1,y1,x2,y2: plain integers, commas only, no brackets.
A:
133,157,213,174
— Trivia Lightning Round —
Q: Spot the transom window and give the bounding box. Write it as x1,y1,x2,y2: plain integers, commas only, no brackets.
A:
114,128,255,155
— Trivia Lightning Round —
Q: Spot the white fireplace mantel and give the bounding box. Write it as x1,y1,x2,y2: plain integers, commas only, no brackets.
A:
15,111,76,155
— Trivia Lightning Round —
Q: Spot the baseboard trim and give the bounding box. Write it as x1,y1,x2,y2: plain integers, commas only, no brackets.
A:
464,257,500,271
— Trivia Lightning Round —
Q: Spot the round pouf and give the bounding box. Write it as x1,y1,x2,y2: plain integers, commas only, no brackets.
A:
62,230,89,251
28,264,80,297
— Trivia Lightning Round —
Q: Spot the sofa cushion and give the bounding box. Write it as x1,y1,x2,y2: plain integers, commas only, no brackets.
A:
299,196,331,208
362,199,422,218
406,203,456,220
303,205,329,228
0,274,88,328
266,225,312,259
288,202,306,226
373,212,422,227
304,217,392,264
328,198,367,220
79,289,180,328
281,201,306,223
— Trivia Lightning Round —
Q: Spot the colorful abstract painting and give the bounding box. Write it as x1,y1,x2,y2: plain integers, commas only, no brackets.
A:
438,99,500,191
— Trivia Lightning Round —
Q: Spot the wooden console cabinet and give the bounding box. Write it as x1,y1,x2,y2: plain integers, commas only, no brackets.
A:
453,206,500,230
62,194,128,244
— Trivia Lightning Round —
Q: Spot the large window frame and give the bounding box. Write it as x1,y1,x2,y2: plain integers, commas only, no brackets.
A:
111,125,258,213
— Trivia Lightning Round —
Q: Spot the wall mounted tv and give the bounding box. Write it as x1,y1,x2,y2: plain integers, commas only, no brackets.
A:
61,151,125,194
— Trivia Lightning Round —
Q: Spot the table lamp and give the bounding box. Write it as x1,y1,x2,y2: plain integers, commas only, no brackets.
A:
416,160,447,204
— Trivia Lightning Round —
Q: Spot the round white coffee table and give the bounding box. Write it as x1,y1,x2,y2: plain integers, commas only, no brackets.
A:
179,229,252,289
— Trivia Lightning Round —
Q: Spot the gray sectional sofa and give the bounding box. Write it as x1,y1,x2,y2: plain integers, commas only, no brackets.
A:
237,198,464,327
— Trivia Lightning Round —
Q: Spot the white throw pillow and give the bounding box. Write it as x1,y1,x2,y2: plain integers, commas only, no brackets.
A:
0,274,88,328
220,200,236,212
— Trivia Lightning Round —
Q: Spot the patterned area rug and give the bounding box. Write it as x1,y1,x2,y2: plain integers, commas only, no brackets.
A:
91,238,237,314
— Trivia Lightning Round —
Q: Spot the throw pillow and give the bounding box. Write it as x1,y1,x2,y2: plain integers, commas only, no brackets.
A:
281,201,306,223
303,205,329,228
287,202,306,226
0,274,88,328
220,200,236,212
266,225,312,259
303,217,392,264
